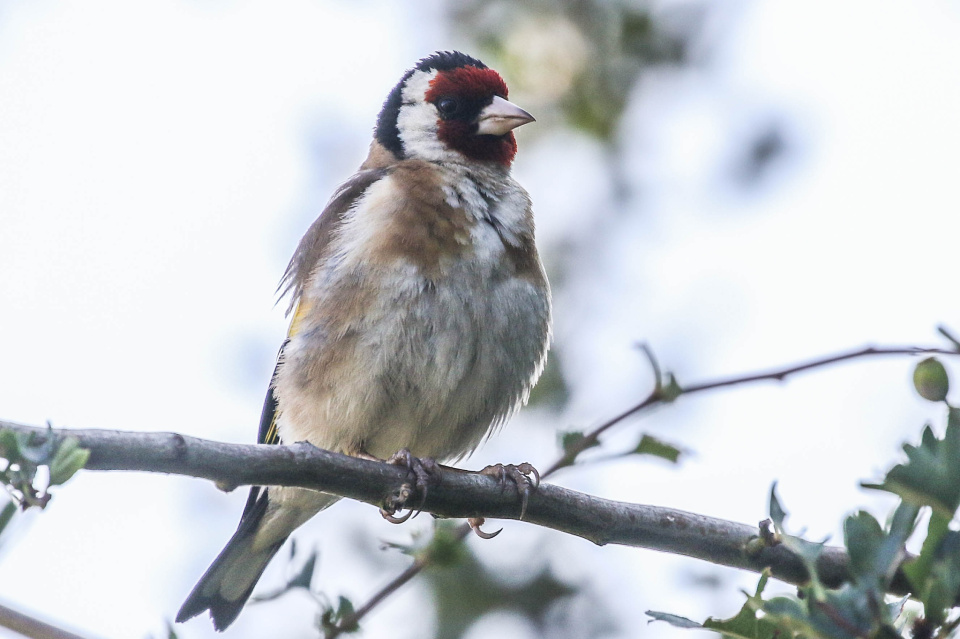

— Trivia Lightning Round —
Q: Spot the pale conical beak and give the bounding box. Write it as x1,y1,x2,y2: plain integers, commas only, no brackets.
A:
475,95,536,136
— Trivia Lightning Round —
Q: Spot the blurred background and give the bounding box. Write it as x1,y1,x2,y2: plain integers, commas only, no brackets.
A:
1,1,958,637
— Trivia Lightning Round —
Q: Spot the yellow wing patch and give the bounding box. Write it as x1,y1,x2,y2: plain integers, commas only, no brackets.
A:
261,298,314,446
287,297,313,339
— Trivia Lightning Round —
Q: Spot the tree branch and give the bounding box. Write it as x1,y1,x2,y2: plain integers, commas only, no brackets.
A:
0,420,910,599
4,342,955,635
0,600,88,639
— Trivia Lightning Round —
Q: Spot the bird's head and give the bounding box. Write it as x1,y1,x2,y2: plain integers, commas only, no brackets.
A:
374,51,534,167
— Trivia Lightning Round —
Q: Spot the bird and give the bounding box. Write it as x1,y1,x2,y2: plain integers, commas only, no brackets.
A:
176,50,551,631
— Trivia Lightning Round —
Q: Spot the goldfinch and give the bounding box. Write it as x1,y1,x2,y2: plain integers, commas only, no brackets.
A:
177,51,551,631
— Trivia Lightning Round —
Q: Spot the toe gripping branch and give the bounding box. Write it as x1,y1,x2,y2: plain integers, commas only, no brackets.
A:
378,448,440,524
377,451,541,541
478,462,540,522
468,462,541,539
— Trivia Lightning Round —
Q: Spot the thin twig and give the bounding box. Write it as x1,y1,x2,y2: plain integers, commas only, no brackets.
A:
541,345,957,477
325,523,472,639
0,600,89,639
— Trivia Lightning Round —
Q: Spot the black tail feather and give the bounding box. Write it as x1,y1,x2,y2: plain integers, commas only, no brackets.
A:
177,493,286,631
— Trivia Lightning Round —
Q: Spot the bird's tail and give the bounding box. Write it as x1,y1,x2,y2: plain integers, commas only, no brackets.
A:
176,487,337,631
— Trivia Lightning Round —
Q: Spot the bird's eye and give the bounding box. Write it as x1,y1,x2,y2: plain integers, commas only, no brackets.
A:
436,97,460,117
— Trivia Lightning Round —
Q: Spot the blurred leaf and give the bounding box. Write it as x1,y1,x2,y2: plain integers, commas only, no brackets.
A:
768,483,787,530
288,548,319,591
903,511,949,601
251,546,319,604
14,430,54,465
645,611,702,629
423,530,576,639
0,429,20,460
418,520,469,567
732,124,788,187
649,573,780,639
914,358,949,402
842,503,917,603
0,499,16,537
452,0,698,142
48,437,90,486
863,409,960,517
558,430,599,459
631,434,682,463
844,510,884,582
320,596,358,636
904,512,960,626
768,484,827,599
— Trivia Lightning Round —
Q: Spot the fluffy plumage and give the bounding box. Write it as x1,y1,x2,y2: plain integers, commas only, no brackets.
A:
177,51,550,631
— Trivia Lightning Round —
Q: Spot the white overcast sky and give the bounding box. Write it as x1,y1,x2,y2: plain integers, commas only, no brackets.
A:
0,1,959,638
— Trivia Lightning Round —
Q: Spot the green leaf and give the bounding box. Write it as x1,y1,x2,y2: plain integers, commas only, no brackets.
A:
48,438,90,486
14,429,55,465
768,483,787,530
903,511,950,601
320,595,358,636
768,484,827,598
863,410,960,517
286,548,318,591
0,499,16,537
419,520,469,567
843,503,917,589
844,510,884,582
914,357,949,402
250,546,319,604
646,611,702,629
631,434,682,463
556,430,600,468
906,526,960,626
648,573,779,639
0,429,21,460
422,527,577,639
702,576,780,639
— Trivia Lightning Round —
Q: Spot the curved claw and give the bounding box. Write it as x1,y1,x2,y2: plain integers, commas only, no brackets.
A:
380,507,415,524
468,517,502,540
380,449,441,524
519,462,540,489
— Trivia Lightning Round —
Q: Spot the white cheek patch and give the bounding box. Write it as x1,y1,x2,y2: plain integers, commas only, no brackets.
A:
400,69,436,106
397,69,462,163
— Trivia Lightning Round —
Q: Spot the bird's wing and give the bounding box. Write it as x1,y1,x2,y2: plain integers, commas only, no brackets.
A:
239,167,390,519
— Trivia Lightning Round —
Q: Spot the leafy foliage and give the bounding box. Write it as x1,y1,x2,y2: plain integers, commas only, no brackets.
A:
648,364,960,638
452,0,697,141
630,434,683,463
0,425,90,538
422,524,577,639
863,407,960,517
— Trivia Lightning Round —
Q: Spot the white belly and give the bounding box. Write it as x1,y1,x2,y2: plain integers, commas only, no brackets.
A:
274,236,548,462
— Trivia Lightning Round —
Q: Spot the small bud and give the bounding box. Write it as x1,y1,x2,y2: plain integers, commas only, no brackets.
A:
913,357,949,402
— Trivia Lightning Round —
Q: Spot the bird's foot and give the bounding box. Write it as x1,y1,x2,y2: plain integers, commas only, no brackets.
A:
478,462,540,520
379,448,441,524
